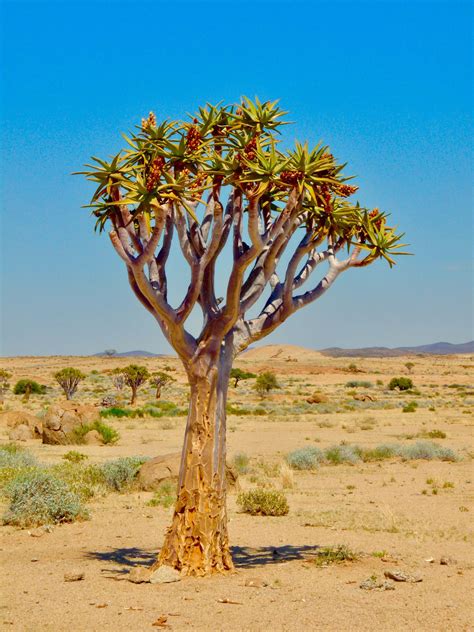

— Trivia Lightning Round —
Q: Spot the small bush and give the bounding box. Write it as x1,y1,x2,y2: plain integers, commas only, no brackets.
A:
345,381,373,388
423,429,447,439
312,545,358,566
237,489,289,516
0,444,37,469
359,444,396,462
233,452,250,474
99,456,148,491
147,481,175,508
388,377,413,391
13,380,46,396
254,372,280,397
286,447,323,470
63,451,88,463
402,401,418,413
3,471,87,527
398,441,459,462
325,444,361,465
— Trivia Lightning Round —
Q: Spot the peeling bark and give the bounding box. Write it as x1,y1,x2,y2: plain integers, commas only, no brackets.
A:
155,345,234,576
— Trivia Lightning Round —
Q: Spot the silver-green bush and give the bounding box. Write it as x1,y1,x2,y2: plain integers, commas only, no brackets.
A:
286,447,323,470
237,489,289,516
3,471,87,527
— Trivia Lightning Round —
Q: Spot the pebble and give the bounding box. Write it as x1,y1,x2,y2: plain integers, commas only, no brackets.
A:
64,571,85,582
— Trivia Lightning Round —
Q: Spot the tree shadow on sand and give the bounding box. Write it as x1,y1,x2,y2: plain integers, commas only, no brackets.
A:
85,544,323,578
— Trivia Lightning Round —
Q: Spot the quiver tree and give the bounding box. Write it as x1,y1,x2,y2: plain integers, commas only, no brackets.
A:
111,368,125,391
54,368,85,400
150,371,175,399
0,370,11,405
78,97,407,576
121,364,149,405
230,367,256,388
13,379,46,402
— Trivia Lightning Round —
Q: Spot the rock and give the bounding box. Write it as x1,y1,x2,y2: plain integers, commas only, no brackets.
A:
64,571,85,582
360,577,395,591
100,395,117,408
149,566,181,584
28,526,53,537
1,410,42,439
353,393,375,402
9,424,34,442
42,403,99,445
384,569,422,583
137,453,238,491
306,393,328,404
440,557,456,566
83,430,104,446
244,577,268,588
128,567,152,584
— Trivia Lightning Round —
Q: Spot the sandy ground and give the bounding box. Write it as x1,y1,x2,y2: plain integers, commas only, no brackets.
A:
1,347,473,631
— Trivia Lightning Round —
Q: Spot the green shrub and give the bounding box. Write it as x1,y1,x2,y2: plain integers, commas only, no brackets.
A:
3,471,87,527
50,462,106,500
254,372,280,397
100,406,134,418
345,381,373,388
359,444,396,462
312,545,358,566
233,452,250,474
62,451,88,463
72,420,120,445
230,368,256,387
286,447,323,470
13,380,46,396
402,401,418,413
422,429,447,439
237,489,289,516
99,457,148,491
388,377,413,391
147,481,175,508
324,444,361,465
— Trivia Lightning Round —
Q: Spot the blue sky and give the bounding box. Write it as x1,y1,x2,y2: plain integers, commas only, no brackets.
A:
1,0,472,356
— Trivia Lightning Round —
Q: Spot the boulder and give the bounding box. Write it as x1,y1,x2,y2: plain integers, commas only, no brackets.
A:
42,403,99,445
83,430,104,446
9,425,33,442
353,393,375,402
0,410,42,440
137,452,238,491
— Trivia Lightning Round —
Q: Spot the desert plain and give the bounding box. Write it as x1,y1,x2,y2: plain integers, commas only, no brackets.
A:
0,344,473,631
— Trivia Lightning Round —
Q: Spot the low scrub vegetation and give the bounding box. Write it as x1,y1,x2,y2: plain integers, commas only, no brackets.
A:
286,441,461,469
100,402,187,419
147,481,176,508
3,470,88,527
237,489,289,516
345,381,373,388
311,545,359,566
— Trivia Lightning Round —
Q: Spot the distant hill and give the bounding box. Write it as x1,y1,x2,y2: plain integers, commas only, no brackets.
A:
320,341,474,358
93,350,165,358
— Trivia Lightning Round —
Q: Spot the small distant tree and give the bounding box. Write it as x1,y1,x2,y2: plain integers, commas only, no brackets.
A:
0,370,12,404
110,368,125,391
149,371,175,399
405,362,415,374
230,368,256,388
388,377,413,391
104,349,117,357
122,364,149,405
254,371,280,397
54,368,86,400
13,379,46,402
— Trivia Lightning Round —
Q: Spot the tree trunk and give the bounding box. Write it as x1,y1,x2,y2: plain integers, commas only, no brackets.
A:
154,345,234,576
130,387,137,406
155,386,161,400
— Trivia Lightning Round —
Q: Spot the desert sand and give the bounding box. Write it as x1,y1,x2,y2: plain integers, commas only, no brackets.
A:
1,346,473,631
